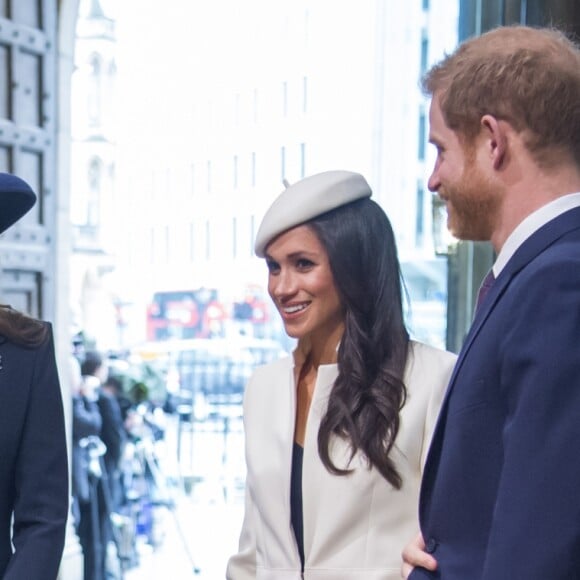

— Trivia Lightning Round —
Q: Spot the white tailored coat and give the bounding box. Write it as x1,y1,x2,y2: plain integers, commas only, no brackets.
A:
226,341,456,580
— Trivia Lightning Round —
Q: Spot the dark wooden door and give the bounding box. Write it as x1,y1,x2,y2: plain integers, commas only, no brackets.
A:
0,0,57,319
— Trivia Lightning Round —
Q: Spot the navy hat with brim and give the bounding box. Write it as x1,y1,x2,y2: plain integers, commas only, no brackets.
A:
0,173,36,234
254,170,372,257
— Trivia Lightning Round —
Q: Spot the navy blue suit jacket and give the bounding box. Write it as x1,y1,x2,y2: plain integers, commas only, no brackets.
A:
0,325,68,578
411,206,580,580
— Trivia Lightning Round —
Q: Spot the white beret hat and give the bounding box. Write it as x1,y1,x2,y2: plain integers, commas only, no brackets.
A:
254,170,372,257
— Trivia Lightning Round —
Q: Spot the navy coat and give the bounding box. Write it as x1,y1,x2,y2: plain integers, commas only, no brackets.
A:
0,325,68,579
412,207,580,580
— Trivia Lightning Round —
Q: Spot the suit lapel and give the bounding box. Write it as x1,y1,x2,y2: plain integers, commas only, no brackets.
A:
446,205,580,403
421,206,580,508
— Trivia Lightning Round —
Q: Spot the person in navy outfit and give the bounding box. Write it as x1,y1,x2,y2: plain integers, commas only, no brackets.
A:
0,173,68,578
402,25,580,580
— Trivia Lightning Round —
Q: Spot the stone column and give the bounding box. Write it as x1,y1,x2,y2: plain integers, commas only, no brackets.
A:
57,0,84,577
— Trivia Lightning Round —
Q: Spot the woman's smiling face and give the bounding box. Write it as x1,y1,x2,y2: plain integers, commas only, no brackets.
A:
265,224,344,345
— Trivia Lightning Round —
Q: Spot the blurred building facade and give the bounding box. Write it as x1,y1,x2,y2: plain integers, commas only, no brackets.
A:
66,0,580,354
69,0,120,350
95,0,460,350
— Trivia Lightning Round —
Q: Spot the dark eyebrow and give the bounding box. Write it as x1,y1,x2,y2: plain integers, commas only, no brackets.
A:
265,250,317,261
289,251,317,259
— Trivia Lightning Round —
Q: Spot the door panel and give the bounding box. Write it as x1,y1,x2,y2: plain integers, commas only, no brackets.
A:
0,270,42,317
13,1,42,29
0,46,9,118
0,0,56,319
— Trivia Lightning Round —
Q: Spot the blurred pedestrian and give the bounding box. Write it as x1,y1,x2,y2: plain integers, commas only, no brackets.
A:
82,351,127,509
103,375,132,425
81,351,128,579
71,357,107,580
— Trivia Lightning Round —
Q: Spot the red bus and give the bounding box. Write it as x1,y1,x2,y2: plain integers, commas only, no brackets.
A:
146,288,228,341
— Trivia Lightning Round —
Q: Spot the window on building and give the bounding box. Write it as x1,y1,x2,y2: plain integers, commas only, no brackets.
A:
282,81,288,116
148,226,154,265
233,155,238,188
250,215,256,256
88,52,102,125
234,92,240,125
251,152,256,186
87,157,102,227
253,88,258,124
163,225,170,263
420,33,429,75
205,220,211,260
232,216,237,258
418,109,426,161
207,160,212,193
416,183,425,246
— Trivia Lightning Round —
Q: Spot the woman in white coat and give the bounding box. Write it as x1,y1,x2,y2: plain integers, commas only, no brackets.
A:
227,170,456,579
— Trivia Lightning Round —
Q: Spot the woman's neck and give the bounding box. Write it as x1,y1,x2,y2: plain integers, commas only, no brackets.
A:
296,329,342,369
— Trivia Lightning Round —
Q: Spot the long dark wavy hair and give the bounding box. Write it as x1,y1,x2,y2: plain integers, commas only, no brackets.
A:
309,198,409,488
0,304,48,348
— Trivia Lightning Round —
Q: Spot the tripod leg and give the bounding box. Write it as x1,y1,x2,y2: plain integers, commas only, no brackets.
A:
143,442,201,574
99,461,125,579
89,476,103,580
167,503,201,575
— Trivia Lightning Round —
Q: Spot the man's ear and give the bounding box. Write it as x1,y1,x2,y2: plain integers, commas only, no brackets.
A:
481,114,506,170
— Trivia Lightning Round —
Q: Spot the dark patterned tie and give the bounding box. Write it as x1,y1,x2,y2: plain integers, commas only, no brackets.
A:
475,269,495,312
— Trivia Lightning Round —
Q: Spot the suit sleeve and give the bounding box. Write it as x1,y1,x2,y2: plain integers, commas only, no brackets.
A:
481,260,580,579
6,326,69,579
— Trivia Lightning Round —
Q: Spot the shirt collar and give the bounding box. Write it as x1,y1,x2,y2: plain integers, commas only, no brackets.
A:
494,192,580,276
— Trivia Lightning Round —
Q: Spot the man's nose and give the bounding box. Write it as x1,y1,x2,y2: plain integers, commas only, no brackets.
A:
427,168,440,192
